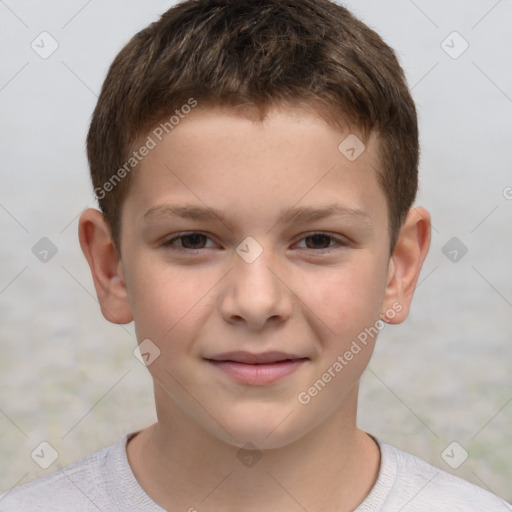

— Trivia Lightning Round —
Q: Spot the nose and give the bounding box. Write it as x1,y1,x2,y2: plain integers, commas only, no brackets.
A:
218,249,293,331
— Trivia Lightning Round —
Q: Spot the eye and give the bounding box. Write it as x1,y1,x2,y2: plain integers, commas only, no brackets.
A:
162,231,348,254
294,232,347,252
163,232,216,252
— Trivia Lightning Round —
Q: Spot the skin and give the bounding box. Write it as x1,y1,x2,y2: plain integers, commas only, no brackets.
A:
78,105,431,511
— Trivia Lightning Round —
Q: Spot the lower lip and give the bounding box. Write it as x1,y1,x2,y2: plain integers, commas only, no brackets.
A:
207,359,308,385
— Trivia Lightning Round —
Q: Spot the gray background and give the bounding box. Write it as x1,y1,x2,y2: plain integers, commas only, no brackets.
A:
1,0,511,503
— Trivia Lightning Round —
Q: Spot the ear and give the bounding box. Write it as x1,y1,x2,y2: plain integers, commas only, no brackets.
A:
381,207,431,324
78,208,133,324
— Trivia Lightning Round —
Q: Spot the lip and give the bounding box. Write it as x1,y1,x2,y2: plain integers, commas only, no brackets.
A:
205,351,308,385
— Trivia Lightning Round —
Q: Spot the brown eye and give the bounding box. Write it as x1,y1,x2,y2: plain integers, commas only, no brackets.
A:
303,233,334,249
178,233,208,249
164,232,214,252
295,232,346,252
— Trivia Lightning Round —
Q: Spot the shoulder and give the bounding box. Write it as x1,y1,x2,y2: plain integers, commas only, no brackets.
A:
375,441,512,512
0,435,129,512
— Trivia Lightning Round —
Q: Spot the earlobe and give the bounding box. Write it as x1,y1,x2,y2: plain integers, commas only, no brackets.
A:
78,208,133,324
382,207,431,324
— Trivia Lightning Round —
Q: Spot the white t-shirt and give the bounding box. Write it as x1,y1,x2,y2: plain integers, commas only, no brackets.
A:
1,432,510,511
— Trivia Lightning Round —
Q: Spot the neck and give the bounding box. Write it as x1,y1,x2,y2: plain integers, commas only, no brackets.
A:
126,387,380,512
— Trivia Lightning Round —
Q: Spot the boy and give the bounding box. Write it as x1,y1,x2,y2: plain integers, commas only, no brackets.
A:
1,0,510,510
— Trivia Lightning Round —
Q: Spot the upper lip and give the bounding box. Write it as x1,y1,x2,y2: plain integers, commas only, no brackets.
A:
206,351,307,364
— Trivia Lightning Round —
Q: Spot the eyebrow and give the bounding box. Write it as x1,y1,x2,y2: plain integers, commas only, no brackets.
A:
142,203,372,229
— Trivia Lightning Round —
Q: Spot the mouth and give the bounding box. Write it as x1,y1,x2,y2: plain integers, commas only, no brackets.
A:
205,351,309,385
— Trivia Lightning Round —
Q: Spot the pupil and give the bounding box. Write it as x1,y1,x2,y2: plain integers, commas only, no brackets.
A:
308,234,329,249
183,234,204,248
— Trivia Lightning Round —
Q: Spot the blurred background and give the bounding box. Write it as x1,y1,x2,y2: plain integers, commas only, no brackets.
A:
1,0,511,504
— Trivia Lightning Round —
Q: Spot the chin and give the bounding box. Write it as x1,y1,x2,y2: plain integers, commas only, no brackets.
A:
211,403,310,451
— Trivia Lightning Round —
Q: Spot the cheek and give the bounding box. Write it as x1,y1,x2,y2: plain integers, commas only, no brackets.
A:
128,261,212,349
298,260,386,342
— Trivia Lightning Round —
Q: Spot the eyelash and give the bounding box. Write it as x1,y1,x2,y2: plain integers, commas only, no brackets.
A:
162,231,348,255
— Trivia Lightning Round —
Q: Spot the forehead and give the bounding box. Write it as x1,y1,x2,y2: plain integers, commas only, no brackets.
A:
122,106,386,231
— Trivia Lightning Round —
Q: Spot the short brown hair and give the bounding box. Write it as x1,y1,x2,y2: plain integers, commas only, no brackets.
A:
87,0,418,256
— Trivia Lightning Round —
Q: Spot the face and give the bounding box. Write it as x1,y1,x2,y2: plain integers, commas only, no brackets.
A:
118,106,395,449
